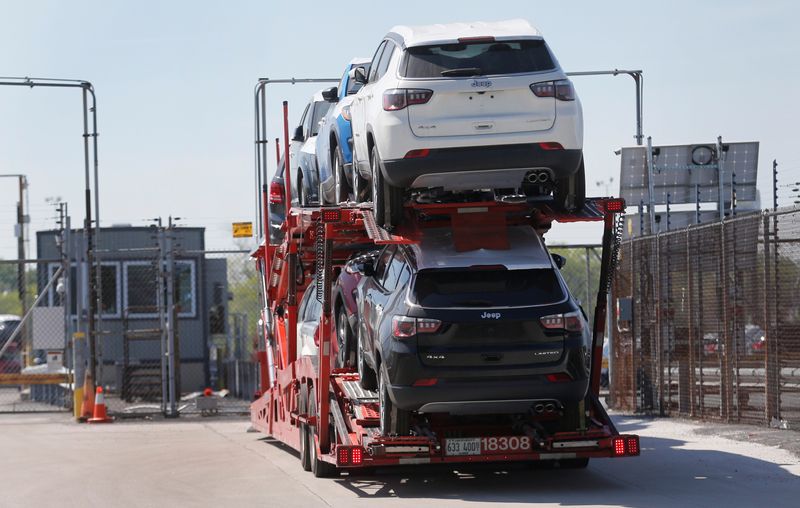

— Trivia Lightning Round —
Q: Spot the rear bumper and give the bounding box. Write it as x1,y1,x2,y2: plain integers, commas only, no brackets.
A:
382,144,582,190
389,376,589,414
385,344,590,414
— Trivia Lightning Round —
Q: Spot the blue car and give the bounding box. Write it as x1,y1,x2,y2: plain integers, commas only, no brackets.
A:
316,58,371,204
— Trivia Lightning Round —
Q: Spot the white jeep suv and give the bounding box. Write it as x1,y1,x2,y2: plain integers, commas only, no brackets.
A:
349,19,584,228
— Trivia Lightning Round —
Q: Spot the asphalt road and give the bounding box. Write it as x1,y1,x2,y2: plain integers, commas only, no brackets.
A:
2,413,798,507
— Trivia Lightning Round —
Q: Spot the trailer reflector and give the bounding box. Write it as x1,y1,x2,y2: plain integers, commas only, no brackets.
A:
613,437,626,456
338,446,350,465
321,209,342,223
604,198,625,213
626,436,640,455
351,446,364,465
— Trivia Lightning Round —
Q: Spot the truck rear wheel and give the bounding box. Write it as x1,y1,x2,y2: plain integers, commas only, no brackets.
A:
308,387,339,478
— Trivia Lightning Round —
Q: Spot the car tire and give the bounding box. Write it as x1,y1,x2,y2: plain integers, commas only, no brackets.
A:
297,172,309,207
298,385,311,471
308,387,339,478
370,146,404,229
554,159,586,211
357,326,377,391
336,306,355,369
379,367,410,436
333,146,350,204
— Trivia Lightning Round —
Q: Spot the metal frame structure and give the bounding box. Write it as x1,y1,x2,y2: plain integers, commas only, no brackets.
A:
0,76,101,381
249,97,639,475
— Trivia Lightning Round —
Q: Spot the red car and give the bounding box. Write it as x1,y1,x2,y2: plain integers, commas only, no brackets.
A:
333,250,379,368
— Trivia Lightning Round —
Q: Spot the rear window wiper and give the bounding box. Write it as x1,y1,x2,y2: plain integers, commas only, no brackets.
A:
441,67,484,77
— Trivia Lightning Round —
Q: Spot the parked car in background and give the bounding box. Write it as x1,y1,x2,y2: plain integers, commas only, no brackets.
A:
333,249,380,368
296,281,322,359
290,91,333,206
354,226,591,435
702,324,766,356
0,315,22,374
350,19,585,228
316,58,372,204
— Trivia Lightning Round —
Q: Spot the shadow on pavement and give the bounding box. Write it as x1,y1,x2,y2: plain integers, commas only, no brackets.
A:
327,417,799,507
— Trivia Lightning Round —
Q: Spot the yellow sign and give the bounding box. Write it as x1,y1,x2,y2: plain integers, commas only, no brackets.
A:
232,222,253,238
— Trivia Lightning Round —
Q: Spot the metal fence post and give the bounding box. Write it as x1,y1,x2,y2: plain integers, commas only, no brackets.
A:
720,220,733,422
164,224,178,418
686,227,696,417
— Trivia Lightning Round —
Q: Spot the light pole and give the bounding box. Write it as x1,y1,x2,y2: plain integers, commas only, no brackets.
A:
566,69,644,146
596,176,615,197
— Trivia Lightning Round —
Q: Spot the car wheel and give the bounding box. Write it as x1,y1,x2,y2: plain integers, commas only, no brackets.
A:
298,385,311,471
308,386,338,478
333,146,350,204
554,160,586,211
336,306,354,369
370,147,386,227
353,155,369,203
370,146,404,229
297,172,309,207
357,326,377,391
379,367,410,436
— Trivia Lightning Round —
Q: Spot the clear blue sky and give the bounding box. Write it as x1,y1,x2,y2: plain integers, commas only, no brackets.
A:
1,0,798,259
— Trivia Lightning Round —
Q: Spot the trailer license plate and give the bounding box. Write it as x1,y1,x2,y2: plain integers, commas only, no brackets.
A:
445,436,532,456
445,438,481,456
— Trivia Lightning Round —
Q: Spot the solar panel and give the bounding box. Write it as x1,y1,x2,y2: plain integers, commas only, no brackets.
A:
619,141,759,207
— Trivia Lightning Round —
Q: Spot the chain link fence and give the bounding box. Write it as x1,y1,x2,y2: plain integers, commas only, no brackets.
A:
610,207,800,428
0,226,262,418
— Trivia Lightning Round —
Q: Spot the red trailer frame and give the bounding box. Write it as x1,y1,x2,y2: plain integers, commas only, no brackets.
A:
249,101,638,477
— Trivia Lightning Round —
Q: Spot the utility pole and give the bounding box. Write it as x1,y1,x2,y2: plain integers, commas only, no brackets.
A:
16,176,28,365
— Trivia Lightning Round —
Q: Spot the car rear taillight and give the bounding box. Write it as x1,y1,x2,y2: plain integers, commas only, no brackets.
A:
530,79,575,101
383,89,433,111
341,104,352,121
392,315,441,338
540,311,584,333
269,181,284,205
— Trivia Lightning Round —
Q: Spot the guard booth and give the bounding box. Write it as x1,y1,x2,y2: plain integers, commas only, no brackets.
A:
35,226,229,403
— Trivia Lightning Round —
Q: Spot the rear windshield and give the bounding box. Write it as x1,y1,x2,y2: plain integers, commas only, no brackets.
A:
413,268,564,308
401,39,555,78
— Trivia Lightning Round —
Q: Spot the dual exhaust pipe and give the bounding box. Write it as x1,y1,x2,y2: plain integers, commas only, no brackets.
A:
532,401,559,414
525,170,553,185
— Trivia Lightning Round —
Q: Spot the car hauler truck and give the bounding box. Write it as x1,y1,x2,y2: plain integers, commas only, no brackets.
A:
249,97,639,478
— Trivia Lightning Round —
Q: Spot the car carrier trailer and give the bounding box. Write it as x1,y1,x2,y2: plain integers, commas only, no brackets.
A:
249,100,639,478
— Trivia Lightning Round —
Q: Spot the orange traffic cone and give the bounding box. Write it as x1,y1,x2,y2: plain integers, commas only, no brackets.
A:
79,371,95,422
88,386,113,424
